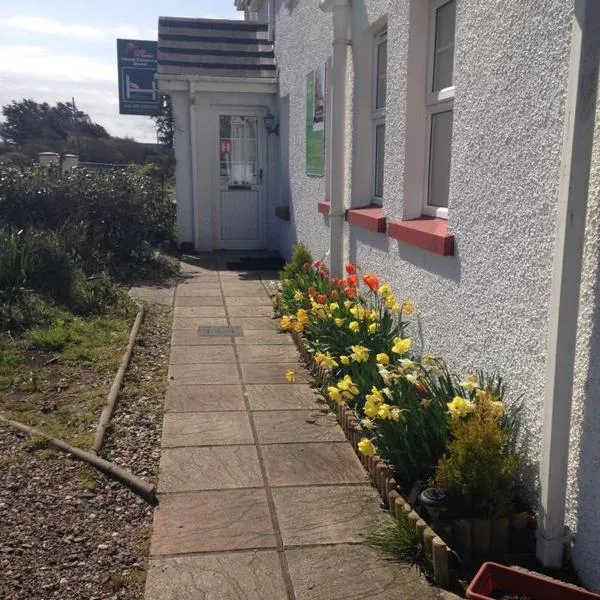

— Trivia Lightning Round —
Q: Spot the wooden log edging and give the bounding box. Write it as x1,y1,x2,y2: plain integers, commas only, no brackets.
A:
289,329,451,588
0,414,157,505
91,305,145,454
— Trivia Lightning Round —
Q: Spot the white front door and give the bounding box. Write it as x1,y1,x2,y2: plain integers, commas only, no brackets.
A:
214,113,266,249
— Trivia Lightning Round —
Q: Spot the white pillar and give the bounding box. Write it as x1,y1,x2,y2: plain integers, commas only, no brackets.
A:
38,152,60,166
537,0,600,568
62,154,79,171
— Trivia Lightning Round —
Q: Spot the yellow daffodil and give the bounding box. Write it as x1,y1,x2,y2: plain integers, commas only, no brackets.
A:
350,345,370,363
378,366,391,384
420,398,433,409
366,386,384,404
447,396,475,419
328,386,343,403
321,353,338,370
334,318,344,327
368,322,378,334
339,355,350,365
377,403,392,420
376,352,390,365
337,375,359,399
349,321,360,332
280,315,294,331
399,358,416,370
343,300,353,309
296,308,309,322
379,283,392,297
329,302,340,312
401,300,414,315
390,302,401,313
368,310,378,321
293,321,305,332
391,337,412,354
364,400,379,418
358,438,376,457
314,352,327,365
405,373,418,384
293,290,304,301
285,370,297,383
350,306,366,320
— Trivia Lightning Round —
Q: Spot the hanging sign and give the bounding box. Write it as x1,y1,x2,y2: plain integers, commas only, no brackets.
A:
117,39,160,116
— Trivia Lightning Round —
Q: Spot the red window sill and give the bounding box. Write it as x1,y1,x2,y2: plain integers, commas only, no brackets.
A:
317,200,331,215
387,216,455,256
345,205,386,233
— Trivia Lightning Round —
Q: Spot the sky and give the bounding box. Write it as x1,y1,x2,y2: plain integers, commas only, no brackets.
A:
0,1,242,143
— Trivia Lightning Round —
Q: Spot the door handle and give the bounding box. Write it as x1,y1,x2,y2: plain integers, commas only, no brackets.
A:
259,168,263,184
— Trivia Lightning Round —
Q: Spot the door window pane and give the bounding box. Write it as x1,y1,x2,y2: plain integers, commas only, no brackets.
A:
374,123,385,199
376,39,387,109
428,110,453,208
219,115,258,185
432,0,456,92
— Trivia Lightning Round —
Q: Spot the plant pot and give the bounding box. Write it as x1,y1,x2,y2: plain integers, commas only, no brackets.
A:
466,562,600,600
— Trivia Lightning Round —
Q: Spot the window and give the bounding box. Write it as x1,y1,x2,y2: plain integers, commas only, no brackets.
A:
373,30,387,204
424,0,456,217
219,115,258,185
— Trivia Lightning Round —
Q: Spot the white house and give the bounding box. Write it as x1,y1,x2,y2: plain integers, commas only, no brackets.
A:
157,0,600,589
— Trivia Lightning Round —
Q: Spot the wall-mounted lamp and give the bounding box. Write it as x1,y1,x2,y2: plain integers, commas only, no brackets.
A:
264,110,279,136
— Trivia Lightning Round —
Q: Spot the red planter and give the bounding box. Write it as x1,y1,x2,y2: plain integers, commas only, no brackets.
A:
467,562,600,600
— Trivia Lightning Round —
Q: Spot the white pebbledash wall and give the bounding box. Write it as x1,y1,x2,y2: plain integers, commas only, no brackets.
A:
273,0,600,590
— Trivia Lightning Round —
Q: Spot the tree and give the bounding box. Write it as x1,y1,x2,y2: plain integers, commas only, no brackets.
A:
0,99,108,147
153,95,174,149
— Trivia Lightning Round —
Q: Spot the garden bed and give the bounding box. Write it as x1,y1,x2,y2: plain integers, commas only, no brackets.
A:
0,303,171,599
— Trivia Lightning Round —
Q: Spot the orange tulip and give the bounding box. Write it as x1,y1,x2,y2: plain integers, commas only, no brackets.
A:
347,274,358,287
345,287,357,299
317,294,327,304
330,289,339,300
345,263,357,275
308,287,317,297
363,274,379,292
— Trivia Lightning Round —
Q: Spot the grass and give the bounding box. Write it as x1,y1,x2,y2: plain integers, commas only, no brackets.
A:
0,310,134,448
366,510,432,576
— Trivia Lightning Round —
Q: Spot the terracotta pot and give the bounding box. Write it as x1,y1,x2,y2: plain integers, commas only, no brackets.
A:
466,562,600,600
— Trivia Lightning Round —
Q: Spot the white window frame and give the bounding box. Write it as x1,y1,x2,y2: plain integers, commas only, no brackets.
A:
372,30,387,206
423,0,456,219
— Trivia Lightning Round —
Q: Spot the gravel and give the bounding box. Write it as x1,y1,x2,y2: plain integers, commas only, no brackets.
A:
0,302,172,600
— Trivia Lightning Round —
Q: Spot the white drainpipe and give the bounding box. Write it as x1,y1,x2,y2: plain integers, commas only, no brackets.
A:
536,0,600,568
320,0,350,278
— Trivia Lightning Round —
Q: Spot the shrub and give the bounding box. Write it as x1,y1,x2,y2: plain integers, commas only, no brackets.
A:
280,243,312,281
434,390,520,518
26,324,71,351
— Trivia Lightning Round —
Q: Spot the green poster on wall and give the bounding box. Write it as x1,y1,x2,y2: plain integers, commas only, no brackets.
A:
306,65,326,177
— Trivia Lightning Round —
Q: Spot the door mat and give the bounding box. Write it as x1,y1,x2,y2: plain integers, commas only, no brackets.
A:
226,254,285,271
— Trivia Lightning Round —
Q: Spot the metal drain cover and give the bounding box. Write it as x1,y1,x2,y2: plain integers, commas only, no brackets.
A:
197,326,244,337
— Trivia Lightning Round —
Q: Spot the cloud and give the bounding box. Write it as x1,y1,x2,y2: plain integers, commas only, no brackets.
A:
0,15,141,41
0,45,157,142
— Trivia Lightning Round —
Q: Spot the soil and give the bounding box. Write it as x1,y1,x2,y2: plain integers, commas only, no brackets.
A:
0,302,172,599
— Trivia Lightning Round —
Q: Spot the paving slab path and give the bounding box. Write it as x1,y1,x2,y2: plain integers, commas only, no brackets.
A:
145,252,452,600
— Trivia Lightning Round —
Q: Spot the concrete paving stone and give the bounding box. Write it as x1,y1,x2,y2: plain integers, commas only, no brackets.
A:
166,385,246,412
246,384,324,411
171,317,229,330
241,362,308,384
161,412,253,447
236,344,300,363
234,330,294,345
261,442,368,487
273,485,383,546
150,489,276,555
174,295,225,307
229,317,278,330
286,544,443,600
171,329,235,346
253,411,346,444
222,289,269,297
227,305,274,317
145,551,288,600
168,362,240,385
225,295,273,306
221,282,266,291
157,445,263,492
177,285,222,297
169,345,236,365
173,306,227,318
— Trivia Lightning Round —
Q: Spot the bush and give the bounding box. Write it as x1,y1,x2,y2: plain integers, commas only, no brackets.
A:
434,390,520,518
26,324,71,351
280,243,312,281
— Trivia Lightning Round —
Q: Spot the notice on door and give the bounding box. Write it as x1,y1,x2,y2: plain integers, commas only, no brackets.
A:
306,65,326,177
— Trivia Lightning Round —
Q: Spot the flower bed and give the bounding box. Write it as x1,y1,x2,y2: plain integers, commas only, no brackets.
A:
275,247,534,588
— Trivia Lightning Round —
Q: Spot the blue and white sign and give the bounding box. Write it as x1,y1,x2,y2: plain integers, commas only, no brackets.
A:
117,39,159,116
